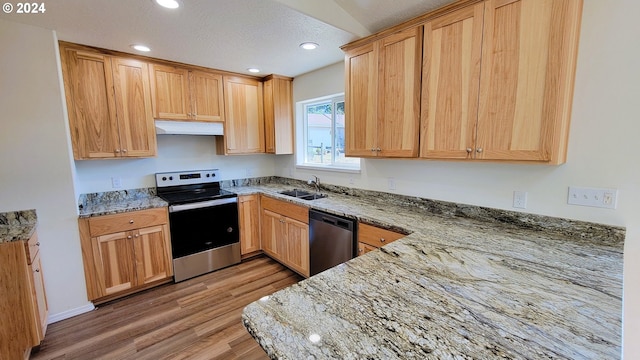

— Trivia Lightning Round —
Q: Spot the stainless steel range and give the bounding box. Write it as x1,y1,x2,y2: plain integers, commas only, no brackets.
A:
155,169,240,282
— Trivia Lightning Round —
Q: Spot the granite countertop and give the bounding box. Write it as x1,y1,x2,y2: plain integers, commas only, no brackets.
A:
78,188,168,218
233,180,624,359
0,209,37,243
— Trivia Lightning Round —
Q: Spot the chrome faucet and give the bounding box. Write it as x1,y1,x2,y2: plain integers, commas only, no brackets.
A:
308,175,320,193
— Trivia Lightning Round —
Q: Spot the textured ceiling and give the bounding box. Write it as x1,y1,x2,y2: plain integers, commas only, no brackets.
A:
0,0,455,77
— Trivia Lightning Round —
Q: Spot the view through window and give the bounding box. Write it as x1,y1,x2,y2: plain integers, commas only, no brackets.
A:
303,95,359,169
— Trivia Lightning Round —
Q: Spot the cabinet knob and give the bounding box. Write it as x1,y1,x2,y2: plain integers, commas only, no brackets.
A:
127,235,132,239
134,234,139,238
476,148,483,153
376,147,381,152
35,269,40,273
371,148,376,152
466,147,473,153
380,238,386,243
359,248,363,253
129,220,134,224
115,149,120,153
122,149,128,153
36,242,40,246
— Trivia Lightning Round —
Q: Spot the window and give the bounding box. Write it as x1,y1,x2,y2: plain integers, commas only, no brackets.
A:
300,94,360,171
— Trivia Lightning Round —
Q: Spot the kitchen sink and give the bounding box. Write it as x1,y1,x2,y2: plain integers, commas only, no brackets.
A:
279,189,328,200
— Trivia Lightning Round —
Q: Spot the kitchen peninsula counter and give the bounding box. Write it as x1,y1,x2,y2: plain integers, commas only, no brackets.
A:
0,209,37,243
231,180,624,359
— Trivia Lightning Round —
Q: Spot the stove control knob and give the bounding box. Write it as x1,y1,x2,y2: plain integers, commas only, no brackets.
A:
169,176,173,181
162,177,167,181
211,173,216,177
206,174,210,177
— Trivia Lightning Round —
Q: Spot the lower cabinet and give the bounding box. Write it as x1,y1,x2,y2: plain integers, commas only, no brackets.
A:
0,231,48,359
357,223,406,256
239,194,261,256
78,207,173,303
260,196,309,277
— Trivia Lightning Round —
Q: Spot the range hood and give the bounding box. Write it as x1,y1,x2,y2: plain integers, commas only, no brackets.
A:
155,120,224,136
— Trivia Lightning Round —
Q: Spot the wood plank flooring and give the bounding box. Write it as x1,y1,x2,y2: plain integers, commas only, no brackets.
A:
31,256,302,360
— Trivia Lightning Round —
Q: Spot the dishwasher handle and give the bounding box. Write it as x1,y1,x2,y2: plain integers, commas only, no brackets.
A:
310,209,355,231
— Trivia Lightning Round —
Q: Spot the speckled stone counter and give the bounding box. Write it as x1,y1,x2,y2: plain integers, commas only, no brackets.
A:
233,179,624,359
78,188,168,218
0,209,37,243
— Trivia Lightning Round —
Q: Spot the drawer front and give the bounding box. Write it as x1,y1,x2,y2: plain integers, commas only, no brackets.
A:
358,223,405,248
261,196,308,224
26,232,40,265
88,208,168,237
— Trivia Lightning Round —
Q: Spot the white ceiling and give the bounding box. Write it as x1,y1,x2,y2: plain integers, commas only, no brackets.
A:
0,0,455,78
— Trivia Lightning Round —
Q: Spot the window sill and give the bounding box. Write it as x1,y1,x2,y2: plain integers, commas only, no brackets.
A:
295,164,361,174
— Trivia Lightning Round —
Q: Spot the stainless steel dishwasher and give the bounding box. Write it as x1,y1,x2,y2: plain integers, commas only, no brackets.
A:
309,209,356,276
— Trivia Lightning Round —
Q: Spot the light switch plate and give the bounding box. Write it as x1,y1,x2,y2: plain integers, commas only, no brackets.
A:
567,186,618,209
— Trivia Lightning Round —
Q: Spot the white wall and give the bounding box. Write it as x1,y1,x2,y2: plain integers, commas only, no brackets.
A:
0,20,92,319
75,136,275,194
278,1,640,357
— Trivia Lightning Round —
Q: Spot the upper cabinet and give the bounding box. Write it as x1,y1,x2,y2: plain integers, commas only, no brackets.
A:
150,64,225,122
345,26,422,158
263,75,294,154
60,45,156,160
344,0,582,164
219,76,265,154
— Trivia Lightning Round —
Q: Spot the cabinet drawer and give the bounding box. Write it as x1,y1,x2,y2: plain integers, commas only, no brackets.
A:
358,223,405,248
25,232,40,265
261,196,308,224
88,208,168,237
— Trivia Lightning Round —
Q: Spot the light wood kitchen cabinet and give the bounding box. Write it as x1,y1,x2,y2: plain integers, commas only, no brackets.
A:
239,194,261,256
345,26,422,158
420,0,582,164
150,64,225,122
263,75,294,154
260,196,309,277
357,223,406,256
78,208,173,303
0,231,48,359
218,76,265,154
60,45,156,160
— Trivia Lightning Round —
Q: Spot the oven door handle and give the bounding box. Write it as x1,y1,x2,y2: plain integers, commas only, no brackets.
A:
169,197,238,213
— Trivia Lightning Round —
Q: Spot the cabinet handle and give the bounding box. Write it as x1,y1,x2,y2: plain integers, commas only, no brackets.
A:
466,147,473,153
476,148,483,153
380,238,386,243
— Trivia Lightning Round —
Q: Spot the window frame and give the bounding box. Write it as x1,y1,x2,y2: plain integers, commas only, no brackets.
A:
297,94,360,172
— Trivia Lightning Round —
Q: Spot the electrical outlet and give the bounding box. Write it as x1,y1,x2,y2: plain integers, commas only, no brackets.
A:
567,186,618,209
111,177,122,189
513,191,527,209
349,177,355,185
388,178,396,190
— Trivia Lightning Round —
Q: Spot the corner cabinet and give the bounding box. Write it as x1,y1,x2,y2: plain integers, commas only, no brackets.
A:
0,232,48,359
344,26,422,158
149,64,225,122
263,75,294,154
239,194,261,256
60,45,157,160
420,0,583,164
78,208,173,303
218,76,265,154
260,196,309,277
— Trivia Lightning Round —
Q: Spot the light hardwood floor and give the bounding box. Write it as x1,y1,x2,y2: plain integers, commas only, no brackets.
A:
31,256,301,360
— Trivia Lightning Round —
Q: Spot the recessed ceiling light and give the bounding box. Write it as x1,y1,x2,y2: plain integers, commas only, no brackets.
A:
300,42,319,50
155,0,180,9
131,44,151,52
247,68,260,73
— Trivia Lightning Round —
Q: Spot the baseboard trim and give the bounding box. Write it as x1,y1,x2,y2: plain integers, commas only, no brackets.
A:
47,303,95,324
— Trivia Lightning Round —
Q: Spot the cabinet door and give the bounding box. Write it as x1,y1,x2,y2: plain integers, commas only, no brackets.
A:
344,43,378,157
191,71,225,122
239,195,261,255
377,26,422,157
111,57,157,157
150,64,191,120
93,231,136,296
30,254,48,341
263,77,294,154
476,0,581,163
133,225,172,286
223,76,265,154
420,4,484,159
357,242,378,256
284,218,309,277
62,50,120,159
261,209,286,261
